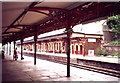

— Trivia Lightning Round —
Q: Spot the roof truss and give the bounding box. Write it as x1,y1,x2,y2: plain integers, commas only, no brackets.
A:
2,2,120,44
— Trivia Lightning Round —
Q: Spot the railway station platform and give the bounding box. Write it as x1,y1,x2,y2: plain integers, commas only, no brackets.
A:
24,51,119,64
2,54,119,82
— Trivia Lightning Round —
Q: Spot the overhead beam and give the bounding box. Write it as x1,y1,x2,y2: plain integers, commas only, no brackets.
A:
27,7,68,11
27,7,69,18
3,2,120,44
2,25,30,28
3,32,17,34
29,10,49,16
10,27,23,30
71,2,120,24
3,2,39,34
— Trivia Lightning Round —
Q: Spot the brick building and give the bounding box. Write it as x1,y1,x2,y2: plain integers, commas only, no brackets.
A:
17,32,103,56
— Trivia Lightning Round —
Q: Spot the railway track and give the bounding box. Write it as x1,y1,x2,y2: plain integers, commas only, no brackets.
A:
41,58,120,78
23,54,120,78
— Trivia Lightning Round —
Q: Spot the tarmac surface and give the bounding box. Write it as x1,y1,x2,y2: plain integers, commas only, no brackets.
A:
2,54,120,82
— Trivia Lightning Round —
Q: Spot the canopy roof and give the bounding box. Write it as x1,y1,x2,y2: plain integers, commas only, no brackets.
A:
2,2,120,44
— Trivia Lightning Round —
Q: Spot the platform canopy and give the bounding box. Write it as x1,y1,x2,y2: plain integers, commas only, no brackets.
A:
2,1,120,44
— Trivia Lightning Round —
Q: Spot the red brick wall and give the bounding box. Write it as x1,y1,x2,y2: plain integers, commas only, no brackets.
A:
84,39,101,55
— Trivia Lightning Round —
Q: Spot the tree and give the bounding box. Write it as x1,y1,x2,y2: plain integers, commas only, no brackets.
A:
106,15,120,33
106,15,120,40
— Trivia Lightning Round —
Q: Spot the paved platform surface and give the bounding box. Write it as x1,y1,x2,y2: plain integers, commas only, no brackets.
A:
2,54,119,82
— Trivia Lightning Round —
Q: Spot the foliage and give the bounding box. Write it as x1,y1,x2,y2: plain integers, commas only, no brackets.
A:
111,53,120,58
97,48,108,56
109,39,120,45
106,15,120,34
111,53,118,56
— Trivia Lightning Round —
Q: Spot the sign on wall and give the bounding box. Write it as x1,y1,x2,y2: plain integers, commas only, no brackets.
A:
88,38,96,42
88,50,94,56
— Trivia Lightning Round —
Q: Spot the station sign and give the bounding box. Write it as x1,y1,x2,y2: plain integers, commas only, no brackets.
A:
88,38,96,42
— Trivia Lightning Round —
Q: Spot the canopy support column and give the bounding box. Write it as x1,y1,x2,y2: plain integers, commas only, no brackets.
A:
7,42,9,55
66,22,72,77
34,34,37,65
9,42,11,56
66,28,71,77
14,41,16,51
21,39,24,60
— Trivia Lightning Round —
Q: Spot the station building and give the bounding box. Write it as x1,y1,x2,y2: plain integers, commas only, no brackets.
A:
17,31,103,56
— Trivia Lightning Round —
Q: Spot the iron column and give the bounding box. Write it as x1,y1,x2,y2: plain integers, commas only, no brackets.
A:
14,41,16,51
21,39,23,60
34,34,37,65
66,25,72,77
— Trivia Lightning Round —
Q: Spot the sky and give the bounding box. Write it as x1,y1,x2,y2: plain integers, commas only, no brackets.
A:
73,20,105,34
